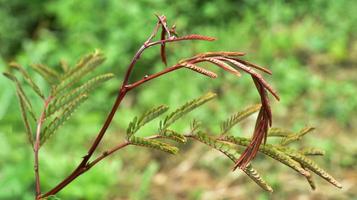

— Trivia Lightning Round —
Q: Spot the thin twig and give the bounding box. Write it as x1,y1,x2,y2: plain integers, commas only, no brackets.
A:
34,96,52,199
42,19,187,198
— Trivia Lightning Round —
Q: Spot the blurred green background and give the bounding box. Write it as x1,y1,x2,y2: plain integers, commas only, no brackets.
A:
1,0,356,199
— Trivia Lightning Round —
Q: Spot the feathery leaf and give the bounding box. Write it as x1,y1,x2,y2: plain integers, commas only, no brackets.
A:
280,127,315,145
160,92,216,130
126,105,169,138
54,50,106,95
229,58,272,75
220,104,261,135
301,165,316,190
284,149,342,188
201,57,241,77
268,127,294,137
130,136,178,154
10,62,44,99
30,64,59,84
160,129,186,143
47,73,113,116
182,63,217,78
15,89,34,146
221,136,310,177
170,34,216,42
189,132,272,192
300,148,325,156
41,94,88,144
3,72,37,121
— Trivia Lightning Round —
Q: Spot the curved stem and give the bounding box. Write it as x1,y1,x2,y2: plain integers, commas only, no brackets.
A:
42,21,208,198
34,96,52,200
127,64,183,90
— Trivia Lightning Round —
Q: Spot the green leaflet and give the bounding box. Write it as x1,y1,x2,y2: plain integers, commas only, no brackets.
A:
30,63,60,84
129,136,178,154
268,127,294,137
160,92,216,130
15,89,34,146
244,165,274,192
41,94,88,144
190,132,273,192
47,73,114,117
10,62,44,99
126,105,169,138
190,119,201,134
63,50,99,78
220,104,261,135
284,149,342,188
221,136,310,177
280,127,315,145
299,147,325,156
301,165,316,190
3,72,37,121
126,117,138,138
159,130,187,143
53,50,106,95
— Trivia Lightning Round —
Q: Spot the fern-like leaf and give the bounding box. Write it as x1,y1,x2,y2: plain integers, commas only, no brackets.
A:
280,127,315,145
47,73,113,116
283,149,342,188
160,92,216,130
126,105,169,138
268,127,294,137
301,165,316,190
129,136,178,154
30,64,59,84
182,63,218,78
15,89,34,146
159,129,187,143
299,147,325,156
53,50,106,95
244,165,274,192
137,105,169,130
189,132,273,192
41,94,88,144
10,62,44,99
3,72,36,121
221,136,310,177
220,104,261,135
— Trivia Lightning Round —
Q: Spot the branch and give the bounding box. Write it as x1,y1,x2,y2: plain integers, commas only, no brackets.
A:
34,96,52,199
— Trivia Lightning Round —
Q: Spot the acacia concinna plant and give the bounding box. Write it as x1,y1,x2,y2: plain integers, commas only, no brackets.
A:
4,15,342,199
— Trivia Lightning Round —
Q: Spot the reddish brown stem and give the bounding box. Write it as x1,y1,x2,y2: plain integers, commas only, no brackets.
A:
42,17,215,198
34,96,52,199
127,64,183,90
41,27,186,199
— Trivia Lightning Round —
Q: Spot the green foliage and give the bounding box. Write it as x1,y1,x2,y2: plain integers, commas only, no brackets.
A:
10,62,45,99
1,1,354,199
3,50,113,147
189,131,273,192
280,127,315,145
160,92,216,130
47,73,114,117
220,104,261,135
31,63,60,84
129,136,178,155
159,129,187,143
41,94,88,144
127,105,169,138
53,50,106,95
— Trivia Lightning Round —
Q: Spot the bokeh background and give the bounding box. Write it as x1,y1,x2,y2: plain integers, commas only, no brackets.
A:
1,0,356,199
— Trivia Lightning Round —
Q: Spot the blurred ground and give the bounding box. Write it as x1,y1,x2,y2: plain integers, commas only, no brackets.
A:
0,0,356,199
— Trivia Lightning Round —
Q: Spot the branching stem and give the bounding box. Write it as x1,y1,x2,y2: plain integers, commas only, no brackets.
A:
34,96,52,199
41,20,186,199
